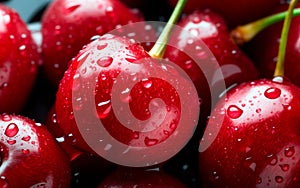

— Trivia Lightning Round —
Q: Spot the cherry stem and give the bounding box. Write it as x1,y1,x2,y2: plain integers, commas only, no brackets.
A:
231,7,300,45
148,0,187,58
274,0,298,78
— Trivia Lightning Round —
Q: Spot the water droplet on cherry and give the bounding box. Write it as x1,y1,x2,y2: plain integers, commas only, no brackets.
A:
1,114,12,122
97,56,113,67
267,154,278,165
227,105,243,119
284,146,295,157
279,164,289,172
275,176,284,183
144,137,158,146
22,136,31,142
0,176,9,188
22,149,30,154
97,43,108,50
5,123,19,137
142,79,152,89
264,87,281,99
7,139,16,145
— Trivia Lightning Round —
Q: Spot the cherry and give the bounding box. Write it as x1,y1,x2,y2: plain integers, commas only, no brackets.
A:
199,1,300,187
0,114,71,187
98,167,187,187
55,0,200,167
0,4,41,113
164,9,259,122
167,0,280,27
41,0,146,86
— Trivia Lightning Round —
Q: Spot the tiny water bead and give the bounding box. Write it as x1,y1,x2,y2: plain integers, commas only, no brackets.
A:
264,87,281,99
97,56,113,67
284,146,295,157
227,105,243,119
64,4,81,14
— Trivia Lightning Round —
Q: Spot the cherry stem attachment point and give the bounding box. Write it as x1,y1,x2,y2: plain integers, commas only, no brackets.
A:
274,0,298,78
148,0,187,58
231,7,300,45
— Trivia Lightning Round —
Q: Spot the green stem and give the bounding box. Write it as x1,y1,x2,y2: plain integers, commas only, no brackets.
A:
231,7,300,45
148,0,187,58
274,0,298,77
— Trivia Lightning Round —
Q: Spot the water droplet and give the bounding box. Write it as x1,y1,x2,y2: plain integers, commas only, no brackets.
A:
267,154,278,165
5,123,19,137
142,79,152,89
0,82,8,89
0,176,9,188
227,105,243,119
97,56,113,67
22,136,31,141
125,57,137,63
144,137,158,146
256,108,262,113
284,146,295,157
7,139,16,145
98,105,112,119
275,176,284,183
256,177,262,184
279,164,289,172
1,114,12,121
64,4,80,14
264,87,281,99
192,16,201,24
105,6,114,17
22,149,30,154
97,43,108,50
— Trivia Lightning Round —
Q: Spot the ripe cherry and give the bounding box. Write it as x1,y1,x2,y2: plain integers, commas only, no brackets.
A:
0,114,71,187
0,4,41,113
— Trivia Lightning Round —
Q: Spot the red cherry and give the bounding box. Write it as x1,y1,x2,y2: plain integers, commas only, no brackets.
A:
98,167,187,187
0,114,71,187
41,0,145,86
164,9,259,121
199,79,300,187
55,33,199,167
0,4,41,113
168,0,279,27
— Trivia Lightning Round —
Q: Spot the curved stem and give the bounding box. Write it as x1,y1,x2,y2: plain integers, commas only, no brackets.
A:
231,8,300,45
274,0,298,77
148,0,187,58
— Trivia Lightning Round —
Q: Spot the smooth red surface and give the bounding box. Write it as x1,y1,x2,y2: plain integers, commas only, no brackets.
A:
0,5,40,113
199,79,300,187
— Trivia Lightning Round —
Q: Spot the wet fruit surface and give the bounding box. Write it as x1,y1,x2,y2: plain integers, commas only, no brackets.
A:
199,79,300,187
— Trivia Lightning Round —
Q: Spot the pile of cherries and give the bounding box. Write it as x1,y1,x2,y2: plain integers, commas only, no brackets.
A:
1,0,300,187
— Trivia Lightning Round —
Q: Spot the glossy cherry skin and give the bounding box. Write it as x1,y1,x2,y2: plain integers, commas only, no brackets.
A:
245,3,300,88
98,167,187,187
168,0,279,27
199,79,300,187
45,105,114,187
41,0,144,86
164,9,259,121
55,34,199,166
0,114,71,187
0,4,41,113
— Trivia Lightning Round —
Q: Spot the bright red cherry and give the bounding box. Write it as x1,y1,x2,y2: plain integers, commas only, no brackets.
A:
98,167,187,187
164,9,259,121
55,32,199,167
0,4,41,113
0,114,71,187
199,78,300,187
41,0,145,86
